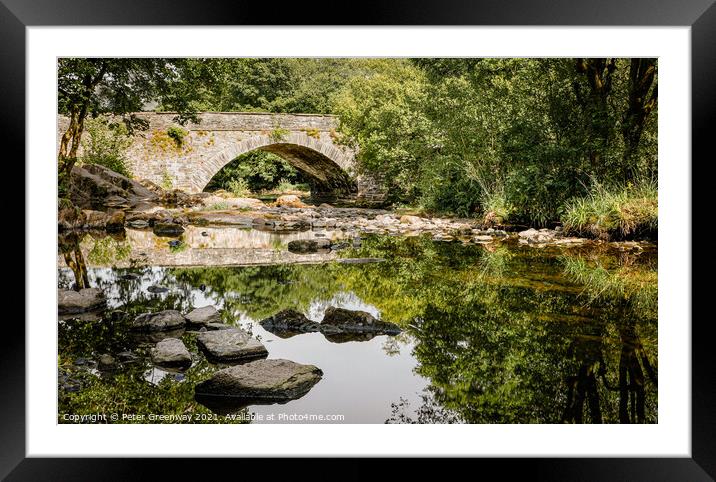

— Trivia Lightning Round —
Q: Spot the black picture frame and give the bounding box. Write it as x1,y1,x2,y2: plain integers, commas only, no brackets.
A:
5,0,711,479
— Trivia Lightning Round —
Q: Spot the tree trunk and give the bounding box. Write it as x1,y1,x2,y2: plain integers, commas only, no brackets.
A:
574,58,617,172
622,59,657,176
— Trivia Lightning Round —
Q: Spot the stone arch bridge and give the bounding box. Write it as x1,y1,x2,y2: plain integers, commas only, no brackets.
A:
58,112,385,203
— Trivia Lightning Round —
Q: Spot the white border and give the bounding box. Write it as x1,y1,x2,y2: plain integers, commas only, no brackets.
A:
27,27,691,457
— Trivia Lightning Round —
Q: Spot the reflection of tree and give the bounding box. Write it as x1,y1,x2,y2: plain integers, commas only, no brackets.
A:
561,319,658,424
386,391,464,424
59,233,90,290
560,252,658,424
562,331,606,423
58,232,658,424
614,320,657,423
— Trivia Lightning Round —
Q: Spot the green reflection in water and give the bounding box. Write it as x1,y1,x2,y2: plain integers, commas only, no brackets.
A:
58,233,657,424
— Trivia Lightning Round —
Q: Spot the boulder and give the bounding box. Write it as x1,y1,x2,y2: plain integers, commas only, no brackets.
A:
196,328,268,362
321,306,401,335
151,338,192,368
287,238,331,254
259,309,320,333
132,310,186,332
275,194,306,208
185,306,221,326
69,164,158,210
58,288,106,315
194,359,323,401
98,353,117,371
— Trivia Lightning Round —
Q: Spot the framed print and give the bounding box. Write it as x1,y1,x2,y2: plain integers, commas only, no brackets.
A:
5,0,713,479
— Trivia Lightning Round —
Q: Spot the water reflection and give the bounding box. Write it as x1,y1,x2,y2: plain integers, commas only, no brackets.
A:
58,230,657,424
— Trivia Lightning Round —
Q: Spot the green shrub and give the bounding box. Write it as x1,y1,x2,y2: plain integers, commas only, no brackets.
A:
160,169,174,190
167,126,188,147
227,178,251,197
79,117,133,177
562,178,658,240
268,128,290,142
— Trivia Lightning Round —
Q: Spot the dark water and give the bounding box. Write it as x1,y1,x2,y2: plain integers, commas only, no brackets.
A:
58,228,657,424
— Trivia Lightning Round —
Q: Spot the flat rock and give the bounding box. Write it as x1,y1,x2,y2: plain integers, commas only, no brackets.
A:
321,306,401,335
185,305,221,326
132,310,186,332
197,328,268,362
194,359,323,401
58,288,106,315
151,338,192,368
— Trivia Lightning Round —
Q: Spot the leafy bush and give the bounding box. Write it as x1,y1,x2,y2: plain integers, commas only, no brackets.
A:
227,178,251,197
79,117,133,177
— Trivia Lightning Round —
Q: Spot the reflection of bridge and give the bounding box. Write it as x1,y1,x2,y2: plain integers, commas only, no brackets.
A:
58,112,386,203
60,226,345,268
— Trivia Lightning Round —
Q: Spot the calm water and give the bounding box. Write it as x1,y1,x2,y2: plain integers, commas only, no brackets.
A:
58,227,657,424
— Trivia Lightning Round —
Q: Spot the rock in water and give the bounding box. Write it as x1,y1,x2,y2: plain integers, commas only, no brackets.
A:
153,222,185,237
132,310,186,332
195,359,323,401
259,309,320,333
196,328,268,362
147,285,169,294
185,306,221,326
151,338,192,368
58,288,106,315
287,238,331,254
321,306,401,335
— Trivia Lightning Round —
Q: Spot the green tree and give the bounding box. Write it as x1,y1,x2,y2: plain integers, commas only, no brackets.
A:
57,58,196,181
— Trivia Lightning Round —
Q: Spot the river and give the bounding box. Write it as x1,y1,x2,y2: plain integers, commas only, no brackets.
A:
58,226,657,424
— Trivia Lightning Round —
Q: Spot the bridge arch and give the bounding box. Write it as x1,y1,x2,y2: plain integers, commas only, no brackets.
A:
198,132,356,198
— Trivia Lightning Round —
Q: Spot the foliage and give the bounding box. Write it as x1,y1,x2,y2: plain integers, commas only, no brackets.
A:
268,127,290,142
160,169,174,190
561,253,658,321
57,58,198,178
79,116,133,177
59,57,658,235
60,234,658,423
334,58,658,226
166,126,188,147
205,151,305,193
226,178,251,197
86,237,132,266
562,177,658,240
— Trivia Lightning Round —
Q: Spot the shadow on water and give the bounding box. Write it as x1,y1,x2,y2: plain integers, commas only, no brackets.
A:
58,228,657,424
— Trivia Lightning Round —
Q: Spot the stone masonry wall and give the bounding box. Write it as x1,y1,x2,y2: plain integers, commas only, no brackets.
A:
57,112,387,203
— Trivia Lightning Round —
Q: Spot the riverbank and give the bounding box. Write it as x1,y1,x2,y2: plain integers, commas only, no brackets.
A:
58,164,656,252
